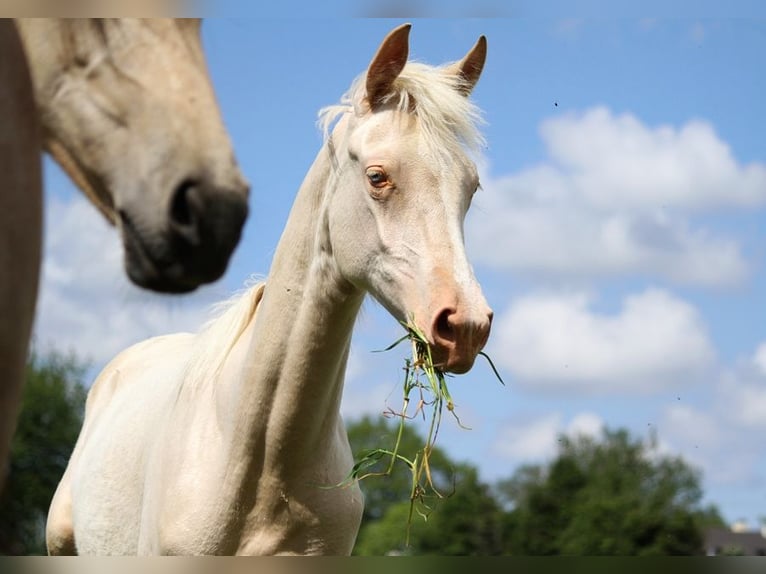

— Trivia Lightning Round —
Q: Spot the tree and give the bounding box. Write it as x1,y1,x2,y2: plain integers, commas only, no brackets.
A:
0,351,87,555
497,428,726,555
407,463,505,555
347,416,505,555
346,414,456,525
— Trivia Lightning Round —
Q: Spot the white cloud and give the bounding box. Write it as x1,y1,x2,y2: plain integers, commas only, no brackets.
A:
492,413,562,462
726,381,766,429
752,342,766,376
339,346,402,420
468,192,746,286
717,346,766,430
340,382,399,420
660,404,756,486
491,288,715,394
656,342,766,487
567,412,604,438
541,107,766,209
491,412,604,464
467,107,764,285
662,404,724,453
33,195,224,370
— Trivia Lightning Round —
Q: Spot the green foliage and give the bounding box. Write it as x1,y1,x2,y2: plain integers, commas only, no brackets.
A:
354,465,506,556
349,418,723,555
348,416,505,555
352,500,413,555
406,464,505,555
346,415,455,525
0,351,87,555
498,428,725,555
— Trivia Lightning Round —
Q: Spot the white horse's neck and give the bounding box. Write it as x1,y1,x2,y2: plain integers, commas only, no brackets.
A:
209,131,365,545
248,145,362,438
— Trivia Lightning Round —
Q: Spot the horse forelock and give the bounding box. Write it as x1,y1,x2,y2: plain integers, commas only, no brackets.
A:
318,60,486,161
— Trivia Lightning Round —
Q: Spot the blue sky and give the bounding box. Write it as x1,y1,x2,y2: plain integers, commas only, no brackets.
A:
37,18,765,529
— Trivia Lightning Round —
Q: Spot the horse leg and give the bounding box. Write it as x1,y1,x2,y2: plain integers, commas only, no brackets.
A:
0,20,43,486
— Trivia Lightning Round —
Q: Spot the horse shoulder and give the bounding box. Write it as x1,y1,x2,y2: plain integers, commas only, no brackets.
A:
84,334,186,406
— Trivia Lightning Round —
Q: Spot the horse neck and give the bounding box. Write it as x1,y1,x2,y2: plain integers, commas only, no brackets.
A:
218,137,364,477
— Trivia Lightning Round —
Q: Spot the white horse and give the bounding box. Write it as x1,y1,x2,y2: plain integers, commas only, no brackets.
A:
1,18,249,485
47,23,492,555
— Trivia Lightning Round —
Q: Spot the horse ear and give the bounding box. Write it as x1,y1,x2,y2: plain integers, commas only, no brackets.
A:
366,23,411,108
445,35,487,96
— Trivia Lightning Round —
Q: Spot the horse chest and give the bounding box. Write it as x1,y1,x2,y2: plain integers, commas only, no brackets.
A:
148,475,363,555
236,477,364,555
145,430,363,555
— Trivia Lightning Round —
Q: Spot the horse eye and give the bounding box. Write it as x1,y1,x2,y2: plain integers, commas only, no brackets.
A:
366,168,387,188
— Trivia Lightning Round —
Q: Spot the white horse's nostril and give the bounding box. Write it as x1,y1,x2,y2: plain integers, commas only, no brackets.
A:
433,307,457,346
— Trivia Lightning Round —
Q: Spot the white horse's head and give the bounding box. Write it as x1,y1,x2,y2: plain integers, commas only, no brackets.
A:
17,18,248,293
322,24,492,373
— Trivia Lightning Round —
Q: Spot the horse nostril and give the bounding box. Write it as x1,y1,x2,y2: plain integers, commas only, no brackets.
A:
433,308,457,345
170,179,196,226
169,179,201,244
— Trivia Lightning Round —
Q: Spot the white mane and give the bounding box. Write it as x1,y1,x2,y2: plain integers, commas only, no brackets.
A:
182,279,265,392
318,60,486,158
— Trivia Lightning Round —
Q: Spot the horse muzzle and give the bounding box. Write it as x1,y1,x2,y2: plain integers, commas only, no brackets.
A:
119,181,249,294
428,305,493,374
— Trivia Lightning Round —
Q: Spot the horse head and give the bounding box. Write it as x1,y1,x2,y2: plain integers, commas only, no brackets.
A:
322,24,492,373
17,18,249,293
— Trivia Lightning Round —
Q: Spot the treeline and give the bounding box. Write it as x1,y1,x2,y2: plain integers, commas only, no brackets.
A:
348,416,724,555
0,351,724,555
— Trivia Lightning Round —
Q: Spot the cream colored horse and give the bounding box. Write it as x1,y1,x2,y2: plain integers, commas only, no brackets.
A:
1,19,248,483
47,24,492,555
16,18,249,292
